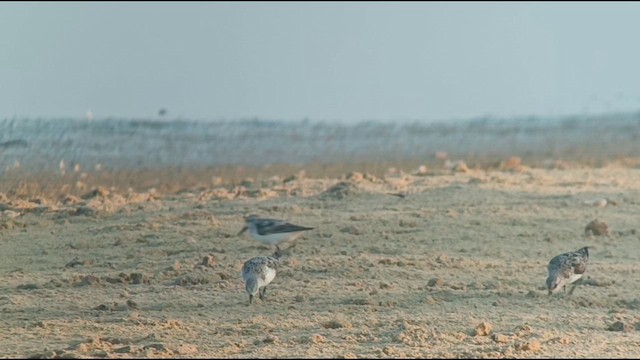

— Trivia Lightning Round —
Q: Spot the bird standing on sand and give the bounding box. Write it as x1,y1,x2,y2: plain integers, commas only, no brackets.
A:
241,256,280,304
546,246,590,295
237,215,314,251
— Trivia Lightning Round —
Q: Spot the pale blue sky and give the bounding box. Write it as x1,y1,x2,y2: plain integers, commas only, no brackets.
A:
2,2,640,122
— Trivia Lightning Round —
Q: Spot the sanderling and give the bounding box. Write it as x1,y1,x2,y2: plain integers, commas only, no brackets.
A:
238,215,314,251
241,256,280,304
546,246,589,295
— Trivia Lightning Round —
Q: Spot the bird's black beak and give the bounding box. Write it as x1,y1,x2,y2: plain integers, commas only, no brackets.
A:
238,226,248,236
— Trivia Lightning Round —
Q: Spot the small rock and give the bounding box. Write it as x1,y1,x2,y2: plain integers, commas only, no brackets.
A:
309,334,326,344
399,219,418,228
514,324,532,335
77,275,100,287
585,219,610,236
94,303,112,311
515,340,541,352
175,344,198,355
340,226,362,235
217,272,232,281
379,282,392,289
381,346,401,356
324,318,353,329
449,283,466,291
261,336,279,344
130,272,149,285
202,254,216,267
103,274,125,284
608,321,634,332
143,343,166,351
427,278,444,287
467,282,485,290
17,283,41,290
473,322,493,336
73,206,97,217
346,172,364,182
491,333,509,343
363,173,379,182
65,257,89,268
283,173,304,183
320,181,359,200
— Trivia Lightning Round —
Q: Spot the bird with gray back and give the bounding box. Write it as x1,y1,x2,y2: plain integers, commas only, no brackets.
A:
238,215,314,252
546,246,589,295
241,255,281,305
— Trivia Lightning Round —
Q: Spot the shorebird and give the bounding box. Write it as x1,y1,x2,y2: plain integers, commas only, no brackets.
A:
546,246,590,295
237,215,314,251
241,255,280,304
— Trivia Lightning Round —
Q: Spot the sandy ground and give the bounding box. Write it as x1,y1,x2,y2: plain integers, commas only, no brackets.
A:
2,160,640,358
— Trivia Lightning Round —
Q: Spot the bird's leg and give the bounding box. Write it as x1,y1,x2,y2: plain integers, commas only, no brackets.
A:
259,287,267,301
249,294,253,305
567,283,578,296
273,244,283,258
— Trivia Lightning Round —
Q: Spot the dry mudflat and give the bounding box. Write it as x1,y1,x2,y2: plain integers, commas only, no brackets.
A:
1,161,640,358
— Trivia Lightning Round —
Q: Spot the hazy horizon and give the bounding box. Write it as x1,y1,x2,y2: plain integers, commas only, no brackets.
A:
2,2,640,123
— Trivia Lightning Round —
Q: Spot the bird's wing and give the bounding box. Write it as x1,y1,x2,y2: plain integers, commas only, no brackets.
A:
570,252,588,275
257,220,312,235
549,254,573,279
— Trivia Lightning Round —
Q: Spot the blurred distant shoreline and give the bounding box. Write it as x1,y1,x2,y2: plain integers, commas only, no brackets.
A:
1,112,640,197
